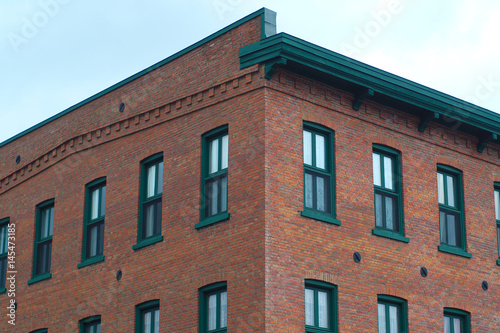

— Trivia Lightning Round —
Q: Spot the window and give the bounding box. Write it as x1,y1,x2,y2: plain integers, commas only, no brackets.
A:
437,165,470,257
80,315,101,333
28,200,54,284
444,308,470,333
305,280,337,333
197,126,230,229
136,300,160,333
0,218,8,293
495,184,500,265
79,178,106,268
199,282,227,333
133,154,164,250
377,295,408,333
372,146,408,242
301,123,339,225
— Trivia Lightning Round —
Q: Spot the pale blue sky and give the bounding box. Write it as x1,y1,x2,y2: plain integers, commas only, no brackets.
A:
1,0,499,144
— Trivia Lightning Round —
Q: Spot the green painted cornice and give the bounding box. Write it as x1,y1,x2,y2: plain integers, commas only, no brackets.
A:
1,8,277,148
240,33,500,141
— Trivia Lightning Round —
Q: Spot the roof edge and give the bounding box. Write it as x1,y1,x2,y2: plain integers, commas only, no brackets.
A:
240,33,500,137
0,7,277,149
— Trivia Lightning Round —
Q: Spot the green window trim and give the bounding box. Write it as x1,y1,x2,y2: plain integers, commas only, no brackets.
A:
437,165,467,253
80,315,101,333
304,279,337,333
302,122,339,226
198,126,230,229
0,217,9,292
136,299,160,333
31,199,54,283
199,281,228,333
77,254,105,269
444,308,470,333
377,295,408,333
372,145,406,240
135,153,164,249
28,272,52,285
494,183,500,264
372,228,409,243
80,177,106,268
29,329,48,333
438,244,471,258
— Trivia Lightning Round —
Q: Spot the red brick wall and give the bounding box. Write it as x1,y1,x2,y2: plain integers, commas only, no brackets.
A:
0,16,269,332
2,13,500,332
263,67,500,332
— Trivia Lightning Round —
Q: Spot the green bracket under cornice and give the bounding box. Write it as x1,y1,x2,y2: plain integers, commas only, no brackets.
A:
264,58,287,79
477,133,498,153
418,112,440,132
352,88,374,110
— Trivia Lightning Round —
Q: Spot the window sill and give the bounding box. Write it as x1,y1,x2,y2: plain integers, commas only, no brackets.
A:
301,210,341,226
438,244,471,258
77,254,105,269
195,212,230,229
0,287,5,294
28,272,52,285
372,228,409,243
132,234,164,251
305,326,334,333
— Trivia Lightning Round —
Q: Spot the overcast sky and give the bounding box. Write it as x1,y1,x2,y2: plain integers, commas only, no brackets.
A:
1,0,499,144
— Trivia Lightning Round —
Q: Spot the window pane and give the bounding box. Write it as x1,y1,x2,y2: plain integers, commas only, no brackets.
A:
157,162,163,195
305,173,313,209
89,225,98,257
440,211,447,243
91,189,99,219
220,176,228,213
145,204,155,238
378,304,386,333
315,134,325,169
100,186,106,217
0,258,7,289
373,153,381,186
385,196,394,230
0,225,6,254
303,130,312,165
438,173,445,204
211,180,219,216
454,318,462,333
384,156,393,190
220,291,227,328
316,176,325,212
447,214,457,246
208,294,217,330
389,305,398,333
375,193,383,227
444,316,451,333
154,309,160,333
495,190,500,220
209,138,219,174
221,135,228,170
497,225,500,256
48,207,54,236
147,164,156,198
446,175,455,207
96,323,101,333
305,288,314,326
143,311,151,333
318,291,328,328
41,208,51,238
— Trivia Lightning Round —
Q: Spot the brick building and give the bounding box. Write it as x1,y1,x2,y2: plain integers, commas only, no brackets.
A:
0,8,499,332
